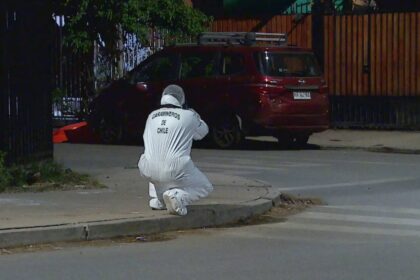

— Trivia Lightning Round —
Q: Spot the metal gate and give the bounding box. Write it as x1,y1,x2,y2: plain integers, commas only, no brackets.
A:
0,1,53,164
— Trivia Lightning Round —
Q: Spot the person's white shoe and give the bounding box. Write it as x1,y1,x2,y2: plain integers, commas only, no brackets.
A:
149,198,166,210
163,190,187,216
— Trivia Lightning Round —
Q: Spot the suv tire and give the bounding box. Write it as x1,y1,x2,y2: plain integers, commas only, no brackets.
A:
98,117,123,145
276,133,294,149
276,133,310,149
295,134,310,147
210,115,242,149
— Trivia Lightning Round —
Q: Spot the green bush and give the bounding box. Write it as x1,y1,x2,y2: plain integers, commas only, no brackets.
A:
0,156,98,192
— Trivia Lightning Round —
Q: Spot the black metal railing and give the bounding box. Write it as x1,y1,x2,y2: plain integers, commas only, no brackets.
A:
0,1,53,164
330,96,420,130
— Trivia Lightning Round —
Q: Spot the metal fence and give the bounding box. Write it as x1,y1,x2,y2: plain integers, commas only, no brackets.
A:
0,1,53,164
52,26,153,126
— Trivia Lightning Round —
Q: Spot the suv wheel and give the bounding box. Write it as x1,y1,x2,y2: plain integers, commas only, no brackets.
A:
276,134,294,149
276,133,310,148
98,118,123,144
295,134,310,147
211,115,242,149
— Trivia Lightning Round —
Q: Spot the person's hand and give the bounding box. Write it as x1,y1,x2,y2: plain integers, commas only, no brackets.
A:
189,108,200,118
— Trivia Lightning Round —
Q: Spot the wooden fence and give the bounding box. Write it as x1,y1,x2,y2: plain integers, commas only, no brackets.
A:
212,12,420,129
212,15,313,48
324,13,420,97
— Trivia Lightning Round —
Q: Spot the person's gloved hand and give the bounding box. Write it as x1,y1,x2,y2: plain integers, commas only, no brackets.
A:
189,108,201,119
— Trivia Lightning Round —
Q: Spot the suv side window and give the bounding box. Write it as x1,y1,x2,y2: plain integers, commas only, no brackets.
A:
132,54,177,83
221,53,245,76
180,52,218,80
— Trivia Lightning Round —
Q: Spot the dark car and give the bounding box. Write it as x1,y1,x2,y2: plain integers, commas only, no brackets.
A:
88,32,329,148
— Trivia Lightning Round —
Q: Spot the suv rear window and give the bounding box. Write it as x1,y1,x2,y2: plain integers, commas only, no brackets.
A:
131,53,178,82
255,52,321,77
180,52,218,79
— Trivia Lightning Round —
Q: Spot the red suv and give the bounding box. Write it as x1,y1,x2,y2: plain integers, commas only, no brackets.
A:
89,32,329,148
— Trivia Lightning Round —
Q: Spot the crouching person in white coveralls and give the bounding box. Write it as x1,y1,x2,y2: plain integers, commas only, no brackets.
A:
138,84,213,216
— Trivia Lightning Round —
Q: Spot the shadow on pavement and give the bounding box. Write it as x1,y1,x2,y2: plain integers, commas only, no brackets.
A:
193,139,321,151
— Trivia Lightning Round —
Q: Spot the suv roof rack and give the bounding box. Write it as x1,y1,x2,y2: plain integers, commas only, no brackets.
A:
197,32,287,46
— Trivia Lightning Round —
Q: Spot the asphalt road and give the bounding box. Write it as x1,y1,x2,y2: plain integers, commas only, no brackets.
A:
1,143,420,280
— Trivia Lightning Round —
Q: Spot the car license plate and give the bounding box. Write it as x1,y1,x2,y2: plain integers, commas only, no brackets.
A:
293,91,311,100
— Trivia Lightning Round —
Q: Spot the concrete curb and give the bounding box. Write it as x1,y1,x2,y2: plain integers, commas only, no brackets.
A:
0,187,281,249
318,145,420,155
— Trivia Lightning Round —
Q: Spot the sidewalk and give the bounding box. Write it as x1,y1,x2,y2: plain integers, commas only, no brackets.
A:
1,129,418,248
309,129,420,153
250,129,420,153
0,144,281,248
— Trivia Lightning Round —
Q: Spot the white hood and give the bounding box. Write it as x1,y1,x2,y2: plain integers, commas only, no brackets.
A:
160,94,182,107
160,84,185,107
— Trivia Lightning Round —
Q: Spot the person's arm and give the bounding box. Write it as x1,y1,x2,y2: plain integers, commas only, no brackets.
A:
191,109,208,140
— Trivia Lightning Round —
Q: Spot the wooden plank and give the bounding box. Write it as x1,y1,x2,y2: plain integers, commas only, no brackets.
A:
393,14,399,96
237,18,243,32
324,16,330,94
363,15,369,96
342,16,347,96
323,16,329,93
300,16,305,48
212,20,217,31
217,19,223,32
335,16,343,95
330,15,335,94
225,19,230,32
221,19,227,32
274,15,281,34
370,14,376,96
248,18,255,32
386,13,393,96
266,17,272,33
335,16,341,95
381,14,387,97
357,15,363,96
285,16,291,44
375,14,381,96
297,17,302,47
218,19,224,32
245,18,251,32
347,15,353,95
410,13,416,96
279,15,285,34
404,14,410,97
242,18,249,32
341,15,346,96
287,16,293,45
398,14,405,97
352,16,358,96
235,18,240,32
271,16,278,33
307,15,312,49
417,13,420,96
296,16,302,47
262,16,268,33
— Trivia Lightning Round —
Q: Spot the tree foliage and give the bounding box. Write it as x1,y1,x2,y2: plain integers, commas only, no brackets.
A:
53,0,212,55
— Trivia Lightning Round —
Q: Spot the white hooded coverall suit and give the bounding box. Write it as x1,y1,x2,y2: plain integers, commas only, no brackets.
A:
138,85,213,215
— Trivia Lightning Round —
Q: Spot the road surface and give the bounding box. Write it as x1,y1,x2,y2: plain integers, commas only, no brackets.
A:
1,144,419,280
